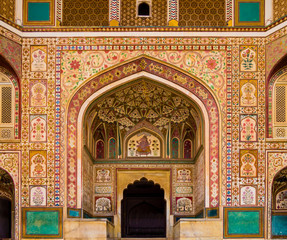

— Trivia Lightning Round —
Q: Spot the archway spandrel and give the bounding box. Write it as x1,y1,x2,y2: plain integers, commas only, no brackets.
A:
61,51,227,106
66,57,221,209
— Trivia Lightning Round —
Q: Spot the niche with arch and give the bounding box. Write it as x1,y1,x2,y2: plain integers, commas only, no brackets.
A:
81,78,206,218
138,2,150,16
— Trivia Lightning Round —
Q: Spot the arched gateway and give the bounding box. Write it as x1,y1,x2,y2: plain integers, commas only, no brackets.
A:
66,56,221,238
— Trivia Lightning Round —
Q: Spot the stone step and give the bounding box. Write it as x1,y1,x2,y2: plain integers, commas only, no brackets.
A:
121,238,167,240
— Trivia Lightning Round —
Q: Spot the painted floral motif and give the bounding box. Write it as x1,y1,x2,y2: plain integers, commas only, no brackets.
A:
240,81,257,106
30,186,47,206
31,46,47,72
30,151,47,178
240,186,256,205
240,115,257,142
240,46,257,72
30,115,47,142
0,37,22,76
61,50,226,106
240,150,257,178
30,81,47,107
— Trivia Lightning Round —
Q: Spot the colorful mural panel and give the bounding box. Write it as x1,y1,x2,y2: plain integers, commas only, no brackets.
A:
127,131,161,157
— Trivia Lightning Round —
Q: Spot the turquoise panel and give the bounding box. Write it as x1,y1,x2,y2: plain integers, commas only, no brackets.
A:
28,2,50,21
207,209,218,218
228,211,260,234
239,2,260,22
68,209,80,217
272,215,287,236
26,211,59,235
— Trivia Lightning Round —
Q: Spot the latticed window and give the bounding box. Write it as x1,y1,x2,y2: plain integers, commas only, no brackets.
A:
0,73,14,140
273,74,287,138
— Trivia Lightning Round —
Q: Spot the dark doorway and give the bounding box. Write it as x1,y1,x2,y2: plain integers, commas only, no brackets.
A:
0,198,12,238
0,168,14,239
121,177,166,238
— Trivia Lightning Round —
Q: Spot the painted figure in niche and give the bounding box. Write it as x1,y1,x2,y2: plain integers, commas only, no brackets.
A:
96,169,111,182
95,197,112,212
240,116,257,141
241,82,257,106
276,190,287,209
176,197,192,213
240,186,256,205
240,47,256,71
31,82,47,107
177,169,192,182
109,138,116,159
30,153,46,178
172,138,179,159
96,140,105,158
31,48,47,72
240,153,257,177
136,135,151,156
184,140,192,159
30,115,47,142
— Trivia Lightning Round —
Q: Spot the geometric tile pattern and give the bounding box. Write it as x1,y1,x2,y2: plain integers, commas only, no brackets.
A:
273,0,287,22
179,0,226,26
0,0,15,22
62,0,109,26
121,0,167,26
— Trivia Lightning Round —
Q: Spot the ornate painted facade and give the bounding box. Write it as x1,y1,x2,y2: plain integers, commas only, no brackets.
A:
0,0,287,239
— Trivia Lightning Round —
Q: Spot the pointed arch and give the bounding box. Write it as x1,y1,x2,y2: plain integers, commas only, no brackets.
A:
66,56,221,209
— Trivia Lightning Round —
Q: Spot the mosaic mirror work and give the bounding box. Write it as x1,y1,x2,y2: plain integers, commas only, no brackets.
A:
22,208,63,238
224,207,264,238
127,131,161,157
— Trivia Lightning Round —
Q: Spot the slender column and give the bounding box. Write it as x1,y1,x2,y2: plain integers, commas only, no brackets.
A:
14,0,22,25
265,0,273,25
109,0,120,26
168,0,178,26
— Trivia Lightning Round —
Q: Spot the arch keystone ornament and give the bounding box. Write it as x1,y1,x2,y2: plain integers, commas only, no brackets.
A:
66,56,220,208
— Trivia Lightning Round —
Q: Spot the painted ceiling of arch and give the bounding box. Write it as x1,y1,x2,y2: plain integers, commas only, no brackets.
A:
89,80,199,136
